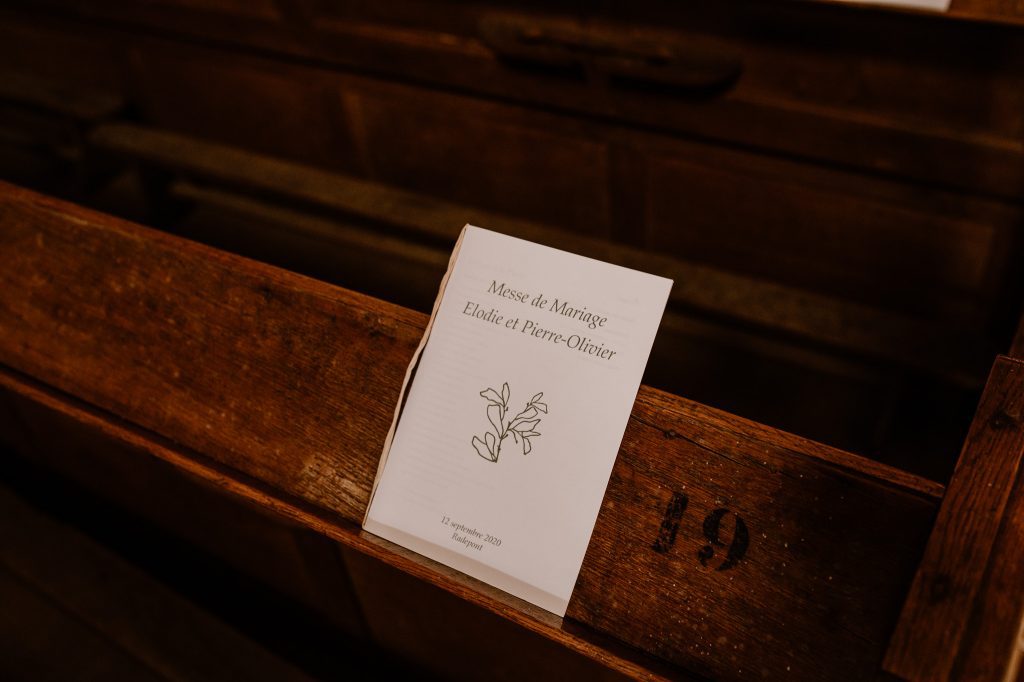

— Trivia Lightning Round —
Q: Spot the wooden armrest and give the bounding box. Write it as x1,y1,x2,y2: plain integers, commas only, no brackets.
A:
0,181,944,680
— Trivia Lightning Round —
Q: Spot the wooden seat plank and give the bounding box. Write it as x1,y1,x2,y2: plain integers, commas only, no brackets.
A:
0,182,944,680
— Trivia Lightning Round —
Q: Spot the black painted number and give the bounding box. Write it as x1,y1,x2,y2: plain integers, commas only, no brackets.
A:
652,494,750,571
697,508,749,571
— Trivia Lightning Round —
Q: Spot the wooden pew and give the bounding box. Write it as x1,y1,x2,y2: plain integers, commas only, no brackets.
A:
0,182,1020,680
88,122,985,386
4,2,1021,487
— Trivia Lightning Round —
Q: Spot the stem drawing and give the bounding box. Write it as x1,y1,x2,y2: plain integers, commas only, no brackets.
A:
471,382,548,463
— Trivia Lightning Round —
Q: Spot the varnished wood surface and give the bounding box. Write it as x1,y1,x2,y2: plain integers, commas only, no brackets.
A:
0,183,947,680
884,355,1024,681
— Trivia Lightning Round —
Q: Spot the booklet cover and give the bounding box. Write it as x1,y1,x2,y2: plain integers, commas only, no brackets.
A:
363,225,672,616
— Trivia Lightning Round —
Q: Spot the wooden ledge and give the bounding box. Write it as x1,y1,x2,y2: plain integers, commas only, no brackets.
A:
0,182,943,680
885,355,1024,681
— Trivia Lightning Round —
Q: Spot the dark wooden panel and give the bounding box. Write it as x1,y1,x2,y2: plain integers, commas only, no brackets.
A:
127,42,358,173
0,568,166,682
88,123,990,387
885,356,1024,681
0,15,126,92
0,386,366,636
643,150,1012,321
122,37,611,235
6,1,1024,202
0,483,315,681
8,0,303,54
342,548,635,682
1013,313,1024,359
338,84,612,237
0,183,944,680
304,1,1024,199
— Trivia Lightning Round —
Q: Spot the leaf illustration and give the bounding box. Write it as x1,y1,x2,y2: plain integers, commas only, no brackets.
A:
471,436,492,461
513,419,540,435
487,403,503,435
473,382,547,463
480,387,503,406
515,406,538,421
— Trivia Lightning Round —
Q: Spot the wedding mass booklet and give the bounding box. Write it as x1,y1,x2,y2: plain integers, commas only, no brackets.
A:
363,225,672,616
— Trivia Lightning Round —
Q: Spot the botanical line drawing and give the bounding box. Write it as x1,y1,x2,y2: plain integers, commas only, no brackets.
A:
472,382,548,463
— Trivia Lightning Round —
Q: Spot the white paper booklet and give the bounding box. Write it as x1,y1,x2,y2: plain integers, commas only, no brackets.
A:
363,225,672,616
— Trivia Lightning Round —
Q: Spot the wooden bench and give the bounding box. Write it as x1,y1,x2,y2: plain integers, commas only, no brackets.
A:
4,1,1023,489
1,182,1021,680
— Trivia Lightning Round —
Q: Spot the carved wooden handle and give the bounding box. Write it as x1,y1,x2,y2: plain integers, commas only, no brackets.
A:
479,14,742,93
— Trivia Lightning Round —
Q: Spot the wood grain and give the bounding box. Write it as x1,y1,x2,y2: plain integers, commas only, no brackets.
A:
569,386,940,681
956,448,1024,681
0,182,421,522
884,356,1024,681
0,183,945,680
